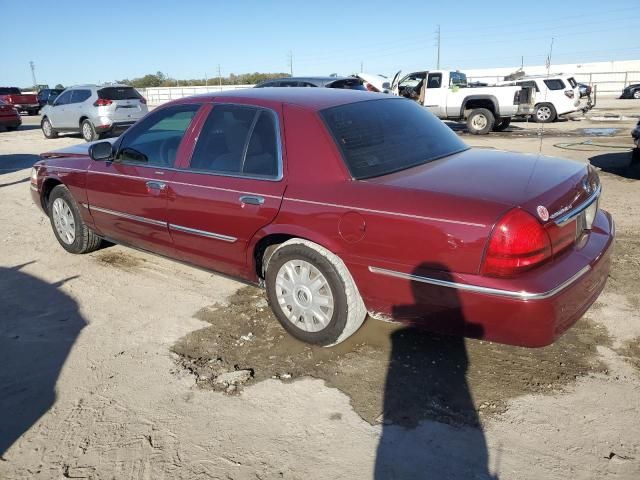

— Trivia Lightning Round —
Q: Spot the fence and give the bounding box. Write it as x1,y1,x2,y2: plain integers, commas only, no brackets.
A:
139,85,253,105
467,71,640,95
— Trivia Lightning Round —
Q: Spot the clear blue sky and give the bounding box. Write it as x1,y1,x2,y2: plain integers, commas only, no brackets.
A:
1,0,639,87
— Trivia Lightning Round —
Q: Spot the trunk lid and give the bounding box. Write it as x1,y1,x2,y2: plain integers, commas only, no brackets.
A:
5,93,38,104
97,86,147,121
366,148,597,224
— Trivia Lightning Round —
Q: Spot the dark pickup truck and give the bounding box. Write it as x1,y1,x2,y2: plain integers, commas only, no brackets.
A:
0,87,40,115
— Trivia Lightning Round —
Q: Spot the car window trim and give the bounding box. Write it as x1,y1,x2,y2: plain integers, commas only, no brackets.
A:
182,102,284,182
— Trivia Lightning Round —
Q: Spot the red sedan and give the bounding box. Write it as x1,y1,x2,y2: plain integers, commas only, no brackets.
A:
0,99,21,131
30,89,614,347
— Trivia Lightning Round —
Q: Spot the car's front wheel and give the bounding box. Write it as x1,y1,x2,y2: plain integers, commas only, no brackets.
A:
41,117,58,138
81,119,98,142
634,90,640,99
48,185,103,254
265,239,367,346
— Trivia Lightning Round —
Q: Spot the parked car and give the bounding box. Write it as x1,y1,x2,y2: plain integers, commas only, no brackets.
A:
390,70,535,134
39,84,148,142
620,83,640,99
255,76,365,90
0,99,21,131
31,89,613,348
499,75,586,123
355,72,394,93
0,87,39,115
37,88,64,109
633,119,640,161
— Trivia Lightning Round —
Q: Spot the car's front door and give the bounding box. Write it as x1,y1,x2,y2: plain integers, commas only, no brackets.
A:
86,103,202,256
422,72,445,116
48,90,73,129
168,102,286,278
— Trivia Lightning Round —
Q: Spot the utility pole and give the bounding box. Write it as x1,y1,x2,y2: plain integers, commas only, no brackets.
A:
287,51,293,76
217,64,222,90
29,61,37,89
205,72,208,86
435,25,441,69
360,61,363,73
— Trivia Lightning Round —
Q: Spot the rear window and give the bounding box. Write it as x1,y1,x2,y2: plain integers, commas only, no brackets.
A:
543,79,565,90
567,77,577,88
321,98,468,179
0,87,22,95
327,78,366,90
98,87,143,101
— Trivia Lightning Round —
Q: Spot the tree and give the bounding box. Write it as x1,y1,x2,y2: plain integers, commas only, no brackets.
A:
54,84,64,89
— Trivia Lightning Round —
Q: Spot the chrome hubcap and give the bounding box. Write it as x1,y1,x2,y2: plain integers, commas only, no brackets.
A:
537,107,551,120
634,91,640,99
82,123,92,139
52,198,75,244
43,120,51,135
275,259,334,332
471,114,487,130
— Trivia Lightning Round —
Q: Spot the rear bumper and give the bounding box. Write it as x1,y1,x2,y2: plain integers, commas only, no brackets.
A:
350,209,614,347
13,103,40,111
0,116,21,128
95,121,136,135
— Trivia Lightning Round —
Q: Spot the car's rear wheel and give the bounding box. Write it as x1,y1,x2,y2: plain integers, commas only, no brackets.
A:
265,239,367,346
634,90,640,99
466,108,495,135
534,103,557,123
81,119,98,142
48,185,103,254
492,117,511,132
41,117,58,138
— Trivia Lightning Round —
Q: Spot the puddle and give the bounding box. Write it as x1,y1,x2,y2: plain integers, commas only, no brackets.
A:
173,285,610,427
581,128,620,137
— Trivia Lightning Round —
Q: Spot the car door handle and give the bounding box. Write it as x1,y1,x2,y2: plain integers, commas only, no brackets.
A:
146,181,167,190
239,195,264,206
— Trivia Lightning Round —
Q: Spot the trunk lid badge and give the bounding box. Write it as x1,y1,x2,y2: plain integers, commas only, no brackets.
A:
537,205,549,221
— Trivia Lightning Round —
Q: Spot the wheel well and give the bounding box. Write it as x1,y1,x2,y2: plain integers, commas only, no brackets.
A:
41,178,62,212
79,116,89,126
465,99,496,115
253,233,298,280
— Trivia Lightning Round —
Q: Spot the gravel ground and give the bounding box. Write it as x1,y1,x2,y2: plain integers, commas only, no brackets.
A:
1,100,639,479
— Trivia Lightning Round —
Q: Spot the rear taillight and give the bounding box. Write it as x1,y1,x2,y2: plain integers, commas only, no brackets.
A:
513,90,521,104
365,82,379,93
482,209,552,277
139,96,147,104
564,89,574,99
93,98,112,107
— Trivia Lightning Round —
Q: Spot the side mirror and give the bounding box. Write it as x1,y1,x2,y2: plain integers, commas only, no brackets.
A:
89,141,113,161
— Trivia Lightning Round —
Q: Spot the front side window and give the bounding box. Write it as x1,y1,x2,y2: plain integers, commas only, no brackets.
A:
321,98,468,179
115,104,200,167
544,79,566,90
54,90,72,105
189,104,280,179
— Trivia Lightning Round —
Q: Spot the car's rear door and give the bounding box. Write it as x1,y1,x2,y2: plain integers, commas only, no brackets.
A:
168,102,286,278
86,103,202,256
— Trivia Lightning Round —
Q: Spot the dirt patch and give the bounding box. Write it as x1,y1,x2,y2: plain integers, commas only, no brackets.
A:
173,286,610,428
618,339,640,372
607,235,640,307
94,250,145,271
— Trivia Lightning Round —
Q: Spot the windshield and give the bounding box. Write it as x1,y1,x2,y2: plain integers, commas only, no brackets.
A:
0,87,22,95
320,98,468,179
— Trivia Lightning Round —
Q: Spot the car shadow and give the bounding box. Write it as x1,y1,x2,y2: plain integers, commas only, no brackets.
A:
375,262,497,479
0,154,40,176
589,151,640,180
0,125,42,132
0,177,30,188
0,263,86,457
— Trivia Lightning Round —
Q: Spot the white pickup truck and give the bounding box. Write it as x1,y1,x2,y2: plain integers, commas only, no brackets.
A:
390,70,535,134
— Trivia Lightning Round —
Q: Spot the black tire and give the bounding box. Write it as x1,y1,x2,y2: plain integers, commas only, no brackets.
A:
492,117,511,132
265,240,366,346
27,109,39,116
81,119,98,142
466,108,495,135
48,185,103,254
632,148,640,164
41,117,58,138
5,126,18,132
634,90,640,100
534,103,557,123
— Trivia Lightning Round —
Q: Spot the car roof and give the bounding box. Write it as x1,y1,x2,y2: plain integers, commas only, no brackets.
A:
186,87,394,111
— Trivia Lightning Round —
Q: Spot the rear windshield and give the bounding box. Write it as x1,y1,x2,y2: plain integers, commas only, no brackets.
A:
567,77,577,88
321,98,468,179
0,87,22,95
327,78,366,90
98,87,143,101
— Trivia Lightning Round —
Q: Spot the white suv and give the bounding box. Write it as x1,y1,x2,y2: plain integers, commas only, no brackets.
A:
500,75,584,123
40,84,148,142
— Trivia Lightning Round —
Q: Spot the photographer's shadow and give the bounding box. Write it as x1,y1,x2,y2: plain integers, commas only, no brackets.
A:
375,263,497,479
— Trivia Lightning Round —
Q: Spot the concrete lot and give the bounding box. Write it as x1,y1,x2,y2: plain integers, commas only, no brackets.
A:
1,99,639,479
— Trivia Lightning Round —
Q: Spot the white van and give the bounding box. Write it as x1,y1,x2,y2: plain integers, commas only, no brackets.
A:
500,75,585,123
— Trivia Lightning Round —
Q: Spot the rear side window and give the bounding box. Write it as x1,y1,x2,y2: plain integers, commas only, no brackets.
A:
321,98,468,179
567,77,577,88
98,87,143,101
0,87,21,95
189,104,280,178
70,89,91,103
116,104,200,167
543,79,565,90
